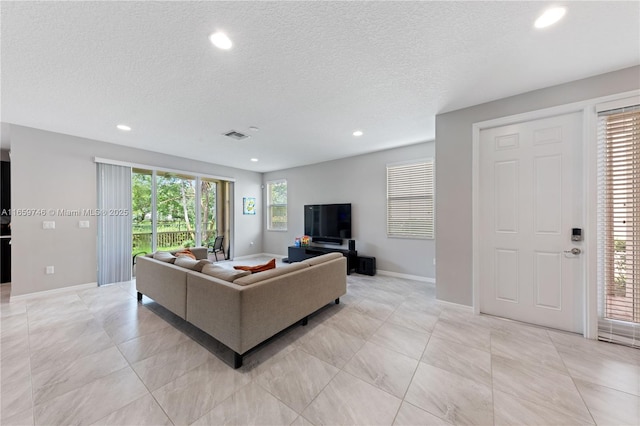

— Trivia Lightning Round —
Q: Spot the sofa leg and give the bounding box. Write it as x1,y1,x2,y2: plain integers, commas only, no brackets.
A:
233,352,243,369
301,316,308,326
137,292,143,302
335,298,340,304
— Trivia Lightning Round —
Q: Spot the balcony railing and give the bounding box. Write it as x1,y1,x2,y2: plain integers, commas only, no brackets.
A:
133,230,194,251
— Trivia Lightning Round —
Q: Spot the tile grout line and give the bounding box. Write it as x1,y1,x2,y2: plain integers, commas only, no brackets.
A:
490,325,600,425
18,276,610,426
284,319,360,422
81,286,175,426
112,292,177,426
28,288,115,425
392,302,444,425
489,324,496,426
379,293,429,426
26,293,36,426
289,291,407,425
248,355,319,422
547,328,598,426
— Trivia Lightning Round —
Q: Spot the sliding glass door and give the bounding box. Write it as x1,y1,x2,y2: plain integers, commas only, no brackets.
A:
156,172,196,251
200,178,218,247
132,168,153,256
132,169,222,256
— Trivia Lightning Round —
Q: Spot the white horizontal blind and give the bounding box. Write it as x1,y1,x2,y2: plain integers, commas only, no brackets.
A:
387,160,434,239
597,104,640,348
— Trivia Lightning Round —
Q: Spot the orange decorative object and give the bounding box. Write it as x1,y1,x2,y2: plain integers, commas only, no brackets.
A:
301,235,310,246
233,258,276,273
175,249,196,259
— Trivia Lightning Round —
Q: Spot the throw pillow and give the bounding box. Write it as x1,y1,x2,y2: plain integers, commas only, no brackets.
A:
233,262,309,286
201,264,251,282
153,251,177,264
174,249,196,260
233,258,276,273
174,256,199,270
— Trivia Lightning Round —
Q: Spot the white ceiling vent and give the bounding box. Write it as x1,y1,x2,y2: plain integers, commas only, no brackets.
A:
223,130,250,140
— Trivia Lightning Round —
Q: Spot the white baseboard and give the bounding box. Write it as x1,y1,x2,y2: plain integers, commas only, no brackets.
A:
10,282,97,302
434,298,473,311
232,253,285,261
233,255,435,283
376,269,435,283
263,253,286,260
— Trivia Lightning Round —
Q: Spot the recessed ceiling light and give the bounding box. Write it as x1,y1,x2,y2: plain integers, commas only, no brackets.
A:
248,126,259,132
116,124,131,132
209,32,232,50
534,7,566,29
250,158,259,162
353,130,363,137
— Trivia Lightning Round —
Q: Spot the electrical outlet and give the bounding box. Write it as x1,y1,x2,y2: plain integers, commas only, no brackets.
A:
43,221,55,230
79,221,90,228
45,266,54,275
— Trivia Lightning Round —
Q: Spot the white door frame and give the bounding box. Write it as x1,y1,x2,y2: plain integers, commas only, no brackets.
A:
471,89,640,339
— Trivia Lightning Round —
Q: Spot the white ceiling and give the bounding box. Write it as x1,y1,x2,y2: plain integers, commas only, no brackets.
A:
1,1,639,172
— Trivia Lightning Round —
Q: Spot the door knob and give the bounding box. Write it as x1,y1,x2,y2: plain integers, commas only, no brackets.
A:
564,248,581,255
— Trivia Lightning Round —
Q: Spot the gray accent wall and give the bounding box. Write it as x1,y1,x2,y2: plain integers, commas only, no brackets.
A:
436,65,640,306
262,141,435,279
10,125,263,296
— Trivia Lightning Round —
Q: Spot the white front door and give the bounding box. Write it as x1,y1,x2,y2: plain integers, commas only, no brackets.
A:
479,112,584,333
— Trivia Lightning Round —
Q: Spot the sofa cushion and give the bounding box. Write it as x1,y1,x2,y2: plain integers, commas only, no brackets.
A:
233,262,310,286
193,259,212,272
188,247,209,260
153,251,177,263
173,256,205,272
233,258,276,273
303,252,343,266
201,264,251,282
174,249,196,259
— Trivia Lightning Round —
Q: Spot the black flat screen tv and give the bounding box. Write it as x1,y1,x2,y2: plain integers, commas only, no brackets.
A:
304,203,352,240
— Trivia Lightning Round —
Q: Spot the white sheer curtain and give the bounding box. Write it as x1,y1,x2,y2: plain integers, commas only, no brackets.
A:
97,163,132,285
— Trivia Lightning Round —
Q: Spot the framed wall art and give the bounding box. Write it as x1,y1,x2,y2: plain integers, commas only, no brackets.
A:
243,197,256,215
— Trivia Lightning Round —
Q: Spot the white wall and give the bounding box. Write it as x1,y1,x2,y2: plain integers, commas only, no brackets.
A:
10,125,263,296
436,65,640,306
263,141,435,279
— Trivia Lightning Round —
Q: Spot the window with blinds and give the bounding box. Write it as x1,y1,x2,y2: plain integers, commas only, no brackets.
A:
267,179,287,231
387,160,434,239
597,102,640,348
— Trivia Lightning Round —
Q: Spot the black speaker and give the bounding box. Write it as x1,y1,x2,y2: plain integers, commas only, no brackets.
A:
356,256,376,276
348,239,356,251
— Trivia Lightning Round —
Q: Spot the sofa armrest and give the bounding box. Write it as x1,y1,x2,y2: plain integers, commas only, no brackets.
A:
238,257,346,352
186,257,346,355
186,272,243,353
136,256,188,319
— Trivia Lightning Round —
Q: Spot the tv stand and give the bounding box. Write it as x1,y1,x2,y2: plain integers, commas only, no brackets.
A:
312,237,342,245
287,245,356,274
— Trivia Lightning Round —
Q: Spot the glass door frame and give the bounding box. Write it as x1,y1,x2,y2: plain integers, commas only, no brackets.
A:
145,170,208,252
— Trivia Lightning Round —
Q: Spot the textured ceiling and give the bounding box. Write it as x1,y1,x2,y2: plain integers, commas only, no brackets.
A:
1,1,639,172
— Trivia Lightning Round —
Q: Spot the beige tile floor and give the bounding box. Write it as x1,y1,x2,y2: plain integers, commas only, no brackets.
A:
1,259,639,425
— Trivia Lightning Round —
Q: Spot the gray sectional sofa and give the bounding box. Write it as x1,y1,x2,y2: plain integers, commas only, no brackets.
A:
136,251,347,368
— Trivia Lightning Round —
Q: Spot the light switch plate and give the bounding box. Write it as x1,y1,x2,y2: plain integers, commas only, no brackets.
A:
79,221,90,228
45,266,54,274
43,221,55,230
